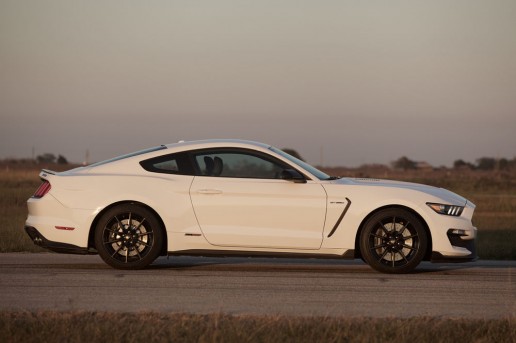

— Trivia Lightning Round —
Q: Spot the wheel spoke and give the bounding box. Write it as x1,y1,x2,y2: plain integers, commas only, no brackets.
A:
392,217,396,232
104,226,120,233
370,233,386,240
111,245,124,257
134,218,146,231
105,238,123,245
114,216,123,230
404,234,419,239
128,212,132,230
125,247,129,263
378,248,389,261
391,251,395,267
137,240,151,247
137,231,152,238
378,222,390,235
134,247,142,260
402,244,417,251
399,250,409,263
371,243,388,250
399,221,410,235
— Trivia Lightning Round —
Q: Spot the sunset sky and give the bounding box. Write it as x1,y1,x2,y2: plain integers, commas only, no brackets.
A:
1,1,515,166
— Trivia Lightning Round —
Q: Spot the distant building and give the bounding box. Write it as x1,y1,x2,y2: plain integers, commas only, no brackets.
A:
415,161,433,171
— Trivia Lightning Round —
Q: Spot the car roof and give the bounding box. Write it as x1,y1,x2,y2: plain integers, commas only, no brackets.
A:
164,139,272,151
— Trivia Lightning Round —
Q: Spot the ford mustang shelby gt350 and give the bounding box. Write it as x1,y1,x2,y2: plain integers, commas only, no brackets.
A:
25,139,477,273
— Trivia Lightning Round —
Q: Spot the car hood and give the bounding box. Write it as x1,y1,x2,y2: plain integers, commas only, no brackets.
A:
332,177,468,206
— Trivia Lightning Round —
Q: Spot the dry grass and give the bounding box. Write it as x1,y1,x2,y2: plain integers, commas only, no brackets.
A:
0,168,45,253
0,311,514,343
1,165,515,258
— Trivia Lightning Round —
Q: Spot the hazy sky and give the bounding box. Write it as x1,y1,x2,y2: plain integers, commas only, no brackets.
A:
1,0,515,167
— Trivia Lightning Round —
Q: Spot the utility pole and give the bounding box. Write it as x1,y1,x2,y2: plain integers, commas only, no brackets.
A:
84,149,90,166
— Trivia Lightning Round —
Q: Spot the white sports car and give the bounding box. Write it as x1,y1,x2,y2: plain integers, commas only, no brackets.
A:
25,139,477,273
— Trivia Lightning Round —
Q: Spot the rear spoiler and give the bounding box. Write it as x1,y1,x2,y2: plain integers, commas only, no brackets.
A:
40,169,56,180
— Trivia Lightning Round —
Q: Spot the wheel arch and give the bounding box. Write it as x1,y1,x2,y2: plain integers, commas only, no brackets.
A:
353,205,433,261
88,200,168,256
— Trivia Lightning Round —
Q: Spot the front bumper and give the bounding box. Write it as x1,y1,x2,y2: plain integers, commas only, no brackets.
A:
24,226,96,255
431,252,477,263
431,227,478,263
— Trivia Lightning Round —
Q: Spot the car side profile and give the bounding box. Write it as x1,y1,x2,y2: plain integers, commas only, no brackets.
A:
25,139,477,273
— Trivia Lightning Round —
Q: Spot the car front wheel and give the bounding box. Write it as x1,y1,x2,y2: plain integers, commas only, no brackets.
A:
359,208,428,274
94,204,163,269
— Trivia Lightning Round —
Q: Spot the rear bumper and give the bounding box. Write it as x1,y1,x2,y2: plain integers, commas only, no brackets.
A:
24,226,96,255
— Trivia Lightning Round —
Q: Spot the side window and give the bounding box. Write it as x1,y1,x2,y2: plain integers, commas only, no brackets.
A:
140,152,194,175
194,150,289,179
153,159,179,172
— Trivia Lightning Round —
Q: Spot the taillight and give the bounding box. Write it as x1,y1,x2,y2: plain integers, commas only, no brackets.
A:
33,181,51,198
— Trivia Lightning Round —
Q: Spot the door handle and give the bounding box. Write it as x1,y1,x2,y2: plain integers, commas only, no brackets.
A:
197,189,223,195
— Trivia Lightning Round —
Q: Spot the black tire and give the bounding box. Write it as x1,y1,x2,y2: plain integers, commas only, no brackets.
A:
94,204,163,270
359,208,427,274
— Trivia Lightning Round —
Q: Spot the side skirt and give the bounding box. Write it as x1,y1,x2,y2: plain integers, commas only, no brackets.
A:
168,249,355,259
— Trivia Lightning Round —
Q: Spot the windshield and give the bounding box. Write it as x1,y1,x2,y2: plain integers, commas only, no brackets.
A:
269,146,330,180
88,145,167,167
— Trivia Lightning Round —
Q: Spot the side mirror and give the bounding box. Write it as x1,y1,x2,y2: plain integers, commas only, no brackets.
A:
281,169,307,183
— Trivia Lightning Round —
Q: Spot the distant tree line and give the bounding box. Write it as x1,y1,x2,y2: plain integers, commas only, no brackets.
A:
0,153,70,165
453,157,516,171
35,153,68,164
2,150,515,171
391,156,516,171
391,157,418,170
0,154,69,165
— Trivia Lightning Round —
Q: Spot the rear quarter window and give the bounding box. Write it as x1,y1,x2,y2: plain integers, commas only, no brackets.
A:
140,152,194,175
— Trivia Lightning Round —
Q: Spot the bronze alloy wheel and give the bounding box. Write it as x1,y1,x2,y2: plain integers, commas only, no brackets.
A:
360,208,428,274
94,204,163,269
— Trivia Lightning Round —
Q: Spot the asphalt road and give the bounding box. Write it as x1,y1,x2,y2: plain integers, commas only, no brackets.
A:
1,253,514,318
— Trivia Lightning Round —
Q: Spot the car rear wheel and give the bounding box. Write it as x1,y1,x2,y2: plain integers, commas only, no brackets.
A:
359,208,427,274
94,204,163,269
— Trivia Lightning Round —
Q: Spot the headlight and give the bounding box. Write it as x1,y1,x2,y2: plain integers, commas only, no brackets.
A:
426,203,464,216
